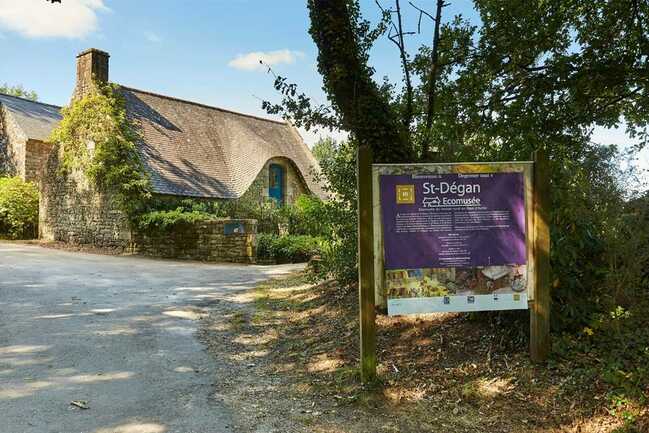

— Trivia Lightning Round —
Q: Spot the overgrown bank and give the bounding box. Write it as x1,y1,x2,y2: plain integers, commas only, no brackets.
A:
202,271,649,433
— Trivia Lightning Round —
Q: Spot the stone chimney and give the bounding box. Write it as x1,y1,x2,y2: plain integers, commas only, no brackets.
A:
73,48,110,99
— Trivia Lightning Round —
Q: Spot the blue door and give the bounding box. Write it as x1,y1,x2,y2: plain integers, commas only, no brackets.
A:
268,164,285,205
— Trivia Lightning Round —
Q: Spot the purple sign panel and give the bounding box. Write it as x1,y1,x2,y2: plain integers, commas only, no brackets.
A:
380,172,526,270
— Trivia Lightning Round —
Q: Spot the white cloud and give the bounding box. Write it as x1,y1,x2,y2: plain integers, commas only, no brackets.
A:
144,31,162,43
228,49,304,71
0,0,108,39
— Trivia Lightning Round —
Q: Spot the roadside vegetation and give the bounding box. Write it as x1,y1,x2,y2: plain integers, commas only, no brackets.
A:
0,176,39,239
202,270,648,433
32,1,649,430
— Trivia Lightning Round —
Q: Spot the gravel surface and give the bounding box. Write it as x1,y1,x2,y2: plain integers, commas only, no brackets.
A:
0,242,302,433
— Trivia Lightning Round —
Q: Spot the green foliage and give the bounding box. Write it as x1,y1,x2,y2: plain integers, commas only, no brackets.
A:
311,137,338,164
553,302,649,426
265,0,414,162
136,192,331,238
281,194,329,236
49,82,151,219
135,193,285,234
137,208,214,231
0,83,38,101
0,177,39,239
307,139,358,284
256,233,323,264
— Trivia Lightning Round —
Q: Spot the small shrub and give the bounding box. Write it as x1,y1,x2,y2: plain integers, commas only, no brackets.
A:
256,233,276,261
256,233,323,264
283,194,329,236
0,177,39,239
137,208,213,231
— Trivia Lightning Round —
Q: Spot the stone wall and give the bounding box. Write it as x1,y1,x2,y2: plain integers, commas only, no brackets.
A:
39,146,132,252
131,219,257,263
25,140,54,182
40,146,258,262
0,105,26,177
0,108,53,182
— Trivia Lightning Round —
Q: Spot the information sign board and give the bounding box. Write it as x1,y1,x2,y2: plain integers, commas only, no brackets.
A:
373,163,534,315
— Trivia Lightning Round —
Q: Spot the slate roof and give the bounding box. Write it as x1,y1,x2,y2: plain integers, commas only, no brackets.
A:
119,86,325,199
0,93,62,142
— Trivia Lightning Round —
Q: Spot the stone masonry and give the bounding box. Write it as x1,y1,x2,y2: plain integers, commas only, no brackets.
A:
25,140,54,182
0,104,25,177
131,219,257,263
74,49,109,100
0,99,59,182
39,146,132,251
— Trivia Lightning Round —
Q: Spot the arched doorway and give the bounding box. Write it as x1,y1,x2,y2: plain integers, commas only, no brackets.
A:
268,163,285,205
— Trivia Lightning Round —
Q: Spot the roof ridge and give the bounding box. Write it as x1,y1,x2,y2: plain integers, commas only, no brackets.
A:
118,85,288,126
0,92,62,109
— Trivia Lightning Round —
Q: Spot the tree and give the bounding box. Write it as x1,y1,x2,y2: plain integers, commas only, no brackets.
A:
264,0,649,328
0,84,38,101
265,1,647,159
311,136,338,164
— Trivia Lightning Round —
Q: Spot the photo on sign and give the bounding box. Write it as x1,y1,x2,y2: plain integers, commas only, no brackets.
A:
385,265,527,299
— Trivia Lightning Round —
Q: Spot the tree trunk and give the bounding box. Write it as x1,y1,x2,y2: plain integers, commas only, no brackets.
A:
308,0,414,163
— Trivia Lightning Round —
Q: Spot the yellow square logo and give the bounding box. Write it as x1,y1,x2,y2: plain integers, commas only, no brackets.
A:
396,185,415,204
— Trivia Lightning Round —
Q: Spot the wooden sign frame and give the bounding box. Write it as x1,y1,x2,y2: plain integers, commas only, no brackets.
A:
357,147,550,383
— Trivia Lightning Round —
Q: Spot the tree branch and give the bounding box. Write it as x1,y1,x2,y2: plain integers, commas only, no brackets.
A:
376,0,415,129
408,1,435,34
422,0,446,158
394,0,414,129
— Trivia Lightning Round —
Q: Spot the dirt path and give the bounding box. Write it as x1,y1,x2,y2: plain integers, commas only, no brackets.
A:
0,242,301,433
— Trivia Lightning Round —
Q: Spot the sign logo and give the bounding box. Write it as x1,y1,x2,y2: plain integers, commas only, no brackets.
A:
396,184,415,204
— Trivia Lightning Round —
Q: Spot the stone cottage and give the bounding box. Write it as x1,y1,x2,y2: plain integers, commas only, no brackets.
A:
2,48,324,261
0,93,61,181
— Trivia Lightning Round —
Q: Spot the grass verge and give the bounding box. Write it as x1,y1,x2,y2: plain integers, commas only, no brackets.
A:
203,271,648,433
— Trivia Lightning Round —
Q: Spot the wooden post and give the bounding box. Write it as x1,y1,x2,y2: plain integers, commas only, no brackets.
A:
357,145,377,382
531,149,551,362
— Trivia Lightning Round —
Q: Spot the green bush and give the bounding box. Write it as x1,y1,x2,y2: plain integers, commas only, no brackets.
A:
137,208,214,231
552,301,649,422
283,194,329,236
307,139,359,284
0,177,39,239
256,233,323,264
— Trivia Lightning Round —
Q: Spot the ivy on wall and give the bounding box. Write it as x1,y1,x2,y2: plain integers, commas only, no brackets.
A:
49,82,151,219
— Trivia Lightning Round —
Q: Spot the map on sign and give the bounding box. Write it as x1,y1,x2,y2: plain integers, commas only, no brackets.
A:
378,170,530,315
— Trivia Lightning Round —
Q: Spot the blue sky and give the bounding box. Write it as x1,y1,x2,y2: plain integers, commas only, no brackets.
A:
0,0,645,184
0,0,476,120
